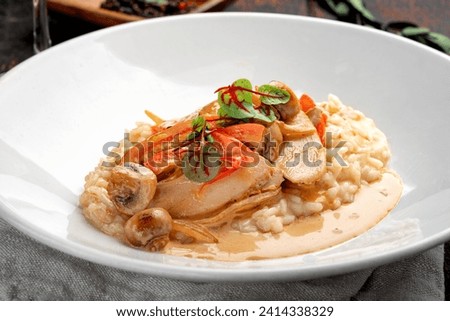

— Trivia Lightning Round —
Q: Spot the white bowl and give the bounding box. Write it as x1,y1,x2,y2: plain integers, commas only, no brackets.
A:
0,13,449,282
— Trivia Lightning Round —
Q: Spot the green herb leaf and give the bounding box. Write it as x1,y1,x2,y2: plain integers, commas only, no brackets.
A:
192,116,206,132
218,91,254,119
216,78,278,123
257,85,291,105
182,143,221,183
186,131,198,141
232,78,253,104
251,105,277,122
218,94,276,123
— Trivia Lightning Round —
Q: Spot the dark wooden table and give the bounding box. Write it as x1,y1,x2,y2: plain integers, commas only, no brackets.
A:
0,0,449,299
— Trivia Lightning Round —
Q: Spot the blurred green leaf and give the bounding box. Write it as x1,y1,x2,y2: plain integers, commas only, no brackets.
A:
323,0,350,18
346,0,375,21
314,0,449,55
401,27,430,37
426,32,450,54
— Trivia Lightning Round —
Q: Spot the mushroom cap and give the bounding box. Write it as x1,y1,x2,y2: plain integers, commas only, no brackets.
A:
107,163,157,216
124,208,173,251
268,81,300,121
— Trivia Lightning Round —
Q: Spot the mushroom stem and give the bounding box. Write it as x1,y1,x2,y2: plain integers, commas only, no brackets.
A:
172,220,218,243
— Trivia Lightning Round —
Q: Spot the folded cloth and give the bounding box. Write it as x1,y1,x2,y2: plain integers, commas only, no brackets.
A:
0,218,444,301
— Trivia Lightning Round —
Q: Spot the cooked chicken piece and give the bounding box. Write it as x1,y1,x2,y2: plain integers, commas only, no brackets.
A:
195,188,281,227
149,154,284,220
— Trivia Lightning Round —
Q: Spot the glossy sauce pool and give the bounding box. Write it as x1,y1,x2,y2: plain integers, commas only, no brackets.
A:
163,171,402,261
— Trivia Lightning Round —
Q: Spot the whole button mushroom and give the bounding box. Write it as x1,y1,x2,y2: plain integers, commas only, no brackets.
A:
107,163,157,216
124,208,173,252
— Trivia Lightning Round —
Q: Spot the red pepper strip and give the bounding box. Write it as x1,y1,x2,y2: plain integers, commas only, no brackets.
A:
316,113,328,146
299,94,315,113
143,149,182,175
213,123,265,145
198,131,256,188
211,131,255,168
299,93,327,145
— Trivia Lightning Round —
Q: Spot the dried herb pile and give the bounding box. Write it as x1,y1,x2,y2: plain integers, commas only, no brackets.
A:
101,0,198,18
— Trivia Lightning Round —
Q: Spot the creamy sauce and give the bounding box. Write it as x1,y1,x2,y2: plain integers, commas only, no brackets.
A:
163,171,402,261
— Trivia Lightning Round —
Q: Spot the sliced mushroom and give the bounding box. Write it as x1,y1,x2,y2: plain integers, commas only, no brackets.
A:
124,208,173,251
276,133,326,184
267,81,300,121
107,163,157,216
276,111,316,140
258,122,283,162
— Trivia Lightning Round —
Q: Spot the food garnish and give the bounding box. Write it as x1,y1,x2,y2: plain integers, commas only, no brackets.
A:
215,78,289,123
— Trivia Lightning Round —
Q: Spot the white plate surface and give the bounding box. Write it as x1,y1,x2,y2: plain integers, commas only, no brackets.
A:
0,13,449,282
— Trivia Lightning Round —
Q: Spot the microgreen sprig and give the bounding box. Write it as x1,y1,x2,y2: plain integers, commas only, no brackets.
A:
180,79,291,184
215,78,290,123
182,116,220,183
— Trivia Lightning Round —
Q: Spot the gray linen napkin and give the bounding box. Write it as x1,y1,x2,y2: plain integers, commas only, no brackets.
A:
0,218,444,301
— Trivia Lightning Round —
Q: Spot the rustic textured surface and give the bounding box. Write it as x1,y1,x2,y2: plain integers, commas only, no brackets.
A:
0,218,445,300
225,0,450,36
0,1,33,73
0,0,449,300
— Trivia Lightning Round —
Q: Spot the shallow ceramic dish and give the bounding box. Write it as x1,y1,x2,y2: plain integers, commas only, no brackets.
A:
0,13,449,282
